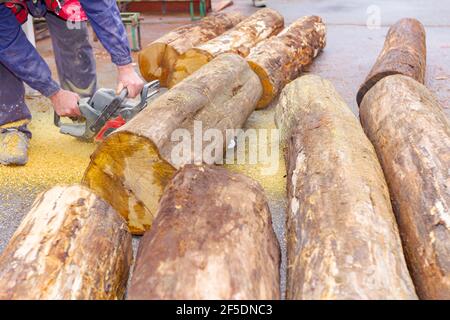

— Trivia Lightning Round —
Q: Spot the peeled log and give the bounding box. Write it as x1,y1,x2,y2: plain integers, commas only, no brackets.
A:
247,15,326,109
356,18,426,106
138,12,245,87
0,185,133,300
275,75,417,300
83,53,263,235
127,165,280,300
169,8,284,87
360,75,450,300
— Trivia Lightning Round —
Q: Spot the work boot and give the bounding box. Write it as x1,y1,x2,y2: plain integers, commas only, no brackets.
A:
0,129,30,166
253,0,266,7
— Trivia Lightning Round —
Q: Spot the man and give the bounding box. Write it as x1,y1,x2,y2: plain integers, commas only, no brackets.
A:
0,0,144,166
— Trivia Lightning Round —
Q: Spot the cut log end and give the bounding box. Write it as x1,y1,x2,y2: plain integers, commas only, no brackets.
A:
247,60,276,109
247,15,326,109
168,48,213,87
138,12,245,86
168,8,284,87
83,133,176,235
139,43,180,87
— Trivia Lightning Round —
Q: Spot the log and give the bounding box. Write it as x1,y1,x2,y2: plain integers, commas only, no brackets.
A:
138,12,245,87
247,15,326,109
83,53,263,235
275,75,417,300
127,164,280,300
0,185,133,300
169,8,284,87
359,74,450,300
356,18,426,106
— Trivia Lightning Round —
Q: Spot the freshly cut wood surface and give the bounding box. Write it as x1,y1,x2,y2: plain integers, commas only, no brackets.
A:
275,75,417,300
138,12,245,87
83,53,262,234
247,15,326,109
360,74,450,300
169,8,284,87
127,165,280,300
356,18,426,105
0,185,133,300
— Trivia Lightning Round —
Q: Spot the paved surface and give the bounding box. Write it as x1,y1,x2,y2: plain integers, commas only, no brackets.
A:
0,0,449,298
267,0,450,115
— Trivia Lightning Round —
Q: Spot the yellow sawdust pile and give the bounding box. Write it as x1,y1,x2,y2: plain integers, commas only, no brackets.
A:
0,97,96,193
0,97,286,212
3,134,24,157
225,107,286,200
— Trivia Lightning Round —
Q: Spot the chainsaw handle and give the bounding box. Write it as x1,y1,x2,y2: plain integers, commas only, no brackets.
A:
136,80,161,110
118,87,129,100
53,99,91,127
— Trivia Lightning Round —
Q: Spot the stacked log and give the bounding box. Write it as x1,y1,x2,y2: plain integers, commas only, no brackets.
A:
127,165,280,300
356,18,426,106
359,74,450,300
169,8,284,87
275,75,417,299
0,185,133,300
138,12,245,87
83,53,263,234
247,15,326,109
83,14,326,236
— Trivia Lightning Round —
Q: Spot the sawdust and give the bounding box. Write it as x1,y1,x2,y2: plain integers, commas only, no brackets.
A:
225,105,288,299
0,96,96,193
2,134,23,157
225,106,286,201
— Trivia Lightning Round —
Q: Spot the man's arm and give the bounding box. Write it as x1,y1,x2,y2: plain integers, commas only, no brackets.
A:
0,5,60,97
78,0,131,66
79,0,144,97
0,5,81,116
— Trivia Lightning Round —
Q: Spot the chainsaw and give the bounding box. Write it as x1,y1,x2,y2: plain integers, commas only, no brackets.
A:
54,80,165,142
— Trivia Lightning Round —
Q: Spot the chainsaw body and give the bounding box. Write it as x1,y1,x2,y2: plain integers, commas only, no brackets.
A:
54,80,164,141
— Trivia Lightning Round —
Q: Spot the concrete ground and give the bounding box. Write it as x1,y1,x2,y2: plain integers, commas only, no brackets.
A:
0,0,449,297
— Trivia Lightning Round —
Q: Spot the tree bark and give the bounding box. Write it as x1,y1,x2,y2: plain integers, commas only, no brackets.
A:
83,53,263,235
127,164,280,300
359,74,450,300
169,8,284,87
247,15,326,109
275,75,417,300
0,185,133,300
138,12,245,87
356,18,426,106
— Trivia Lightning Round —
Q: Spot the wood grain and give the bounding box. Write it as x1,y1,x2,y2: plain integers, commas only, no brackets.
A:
360,74,450,299
276,75,417,299
247,15,326,109
356,18,426,105
139,12,245,87
169,8,284,86
0,185,132,300
127,165,280,300
83,53,262,234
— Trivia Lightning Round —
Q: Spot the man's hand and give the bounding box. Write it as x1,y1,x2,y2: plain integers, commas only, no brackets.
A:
117,63,145,98
49,89,81,117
